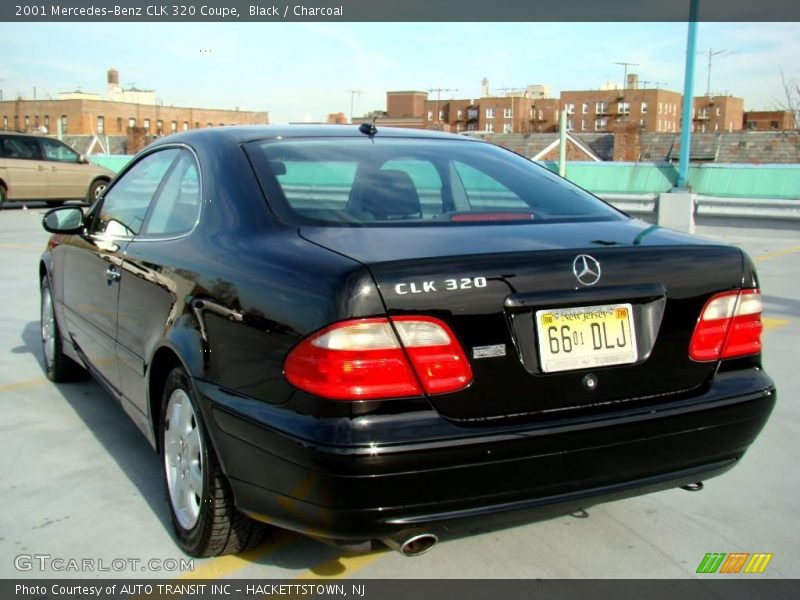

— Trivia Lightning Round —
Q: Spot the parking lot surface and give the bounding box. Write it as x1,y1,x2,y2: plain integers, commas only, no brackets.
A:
1,204,798,579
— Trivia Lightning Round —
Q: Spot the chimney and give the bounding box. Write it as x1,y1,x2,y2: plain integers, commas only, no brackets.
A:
481,77,489,98
627,73,639,90
107,68,119,86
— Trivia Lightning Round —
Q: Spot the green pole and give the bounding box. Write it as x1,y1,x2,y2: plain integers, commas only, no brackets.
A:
558,109,567,178
677,0,699,189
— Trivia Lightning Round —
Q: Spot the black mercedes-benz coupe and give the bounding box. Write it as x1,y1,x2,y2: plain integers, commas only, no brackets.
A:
39,125,775,557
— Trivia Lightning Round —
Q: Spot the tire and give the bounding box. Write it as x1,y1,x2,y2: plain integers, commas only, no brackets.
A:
88,179,108,203
0,184,7,210
41,276,86,381
160,367,267,557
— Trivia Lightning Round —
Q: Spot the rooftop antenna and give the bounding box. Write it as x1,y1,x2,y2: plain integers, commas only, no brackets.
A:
614,62,640,89
698,48,737,97
427,87,458,129
347,89,362,123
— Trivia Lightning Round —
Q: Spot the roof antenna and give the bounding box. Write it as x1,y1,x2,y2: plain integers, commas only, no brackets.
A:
358,116,378,138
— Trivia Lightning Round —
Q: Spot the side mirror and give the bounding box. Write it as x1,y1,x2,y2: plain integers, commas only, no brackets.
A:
43,206,85,234
78,154,89,164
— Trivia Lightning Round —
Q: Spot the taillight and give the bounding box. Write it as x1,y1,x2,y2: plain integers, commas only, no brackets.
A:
284,316,473,400
689,289,762,361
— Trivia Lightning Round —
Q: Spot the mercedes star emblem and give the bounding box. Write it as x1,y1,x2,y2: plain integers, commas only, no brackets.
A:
572,254,601,286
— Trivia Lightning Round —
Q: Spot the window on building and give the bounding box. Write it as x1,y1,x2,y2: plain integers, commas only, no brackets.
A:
143,118,150,131
97,116,104,134
503,107,513,118
457,110,463,119
171,121,177,132
117,117,123,132
194,122,200,129
486,108,495,119
2,116,7,130
129,118,136,128
427,111,433,121
206,122,213,128
746,121,757,130
183,121,189,131
581,119,587,131
565,103,575,115
60,115,67,134
503,122,512,133
24,115,30,129
438,110,444,121
595,117,608,130
641,101,648,114
44,115,49,131
716,107,721,116
595,101,607,114
582,102,589,114
486,122,494,133
566,118,574,131
714,123,719,131
456,124,463,132
34,115,40,129
770,120,779,129
658,103,663,114
13,116,19,130
640,119,647,130
617,102,630,114
157,120,164,134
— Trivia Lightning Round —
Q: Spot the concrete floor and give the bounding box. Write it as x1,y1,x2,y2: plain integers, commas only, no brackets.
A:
0,204,797,579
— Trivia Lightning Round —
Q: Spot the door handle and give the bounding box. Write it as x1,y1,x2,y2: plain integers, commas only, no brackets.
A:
104,267,121,284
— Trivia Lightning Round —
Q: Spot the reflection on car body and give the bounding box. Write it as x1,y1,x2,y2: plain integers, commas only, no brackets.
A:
39,125,775,558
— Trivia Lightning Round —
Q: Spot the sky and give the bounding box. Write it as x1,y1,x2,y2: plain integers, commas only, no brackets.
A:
0,22,798,123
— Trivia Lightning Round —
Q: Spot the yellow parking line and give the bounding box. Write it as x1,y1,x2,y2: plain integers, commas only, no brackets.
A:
177,529,298,579
763,317,790,332
755,245,800,262
0,377,48,393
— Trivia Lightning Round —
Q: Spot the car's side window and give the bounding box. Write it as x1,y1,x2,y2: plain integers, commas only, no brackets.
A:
1,136,41,160
141,151,201,236
40,138,80,163
91,149,179,238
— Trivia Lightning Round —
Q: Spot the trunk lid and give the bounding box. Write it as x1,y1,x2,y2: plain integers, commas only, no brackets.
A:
300,220,744,422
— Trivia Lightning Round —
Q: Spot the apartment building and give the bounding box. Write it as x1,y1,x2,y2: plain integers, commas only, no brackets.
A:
692,96,744,132
0,69,268,136
559,87,683,133
743,110,797,131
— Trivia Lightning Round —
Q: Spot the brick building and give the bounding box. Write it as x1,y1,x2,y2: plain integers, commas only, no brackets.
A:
560,87,683,134
743,110,797,131
0,69,268,137
692,95,744,133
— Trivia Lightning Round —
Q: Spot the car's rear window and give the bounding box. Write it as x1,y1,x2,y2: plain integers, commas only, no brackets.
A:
245,137,624,226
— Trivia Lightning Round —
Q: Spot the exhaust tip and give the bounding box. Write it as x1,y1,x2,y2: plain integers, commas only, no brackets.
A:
383,532,438,557
681,482,704,492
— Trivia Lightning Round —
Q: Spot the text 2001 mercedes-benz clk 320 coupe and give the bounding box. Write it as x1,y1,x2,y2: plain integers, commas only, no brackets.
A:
39,125,775,557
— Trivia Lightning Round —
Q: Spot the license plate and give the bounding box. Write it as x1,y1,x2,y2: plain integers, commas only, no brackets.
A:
535,303,637,373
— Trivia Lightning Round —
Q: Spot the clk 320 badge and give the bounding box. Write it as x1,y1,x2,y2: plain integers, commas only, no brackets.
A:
394,277,487,295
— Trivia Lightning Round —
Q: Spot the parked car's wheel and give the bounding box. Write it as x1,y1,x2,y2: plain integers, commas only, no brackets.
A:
88,179,108,203
41,276,86,381
0,184,7,210
160,367,267,557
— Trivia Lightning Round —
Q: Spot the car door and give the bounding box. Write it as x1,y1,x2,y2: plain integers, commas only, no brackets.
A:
0,135,49,200
39,137,90,200
60,148,181,393
115,149,202,417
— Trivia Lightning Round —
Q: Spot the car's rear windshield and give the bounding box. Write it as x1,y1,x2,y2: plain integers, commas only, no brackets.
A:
245,137,625,227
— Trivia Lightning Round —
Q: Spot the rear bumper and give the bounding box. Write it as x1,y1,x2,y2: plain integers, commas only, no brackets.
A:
198,368,775,541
